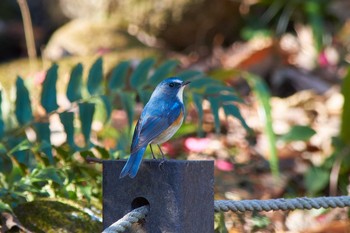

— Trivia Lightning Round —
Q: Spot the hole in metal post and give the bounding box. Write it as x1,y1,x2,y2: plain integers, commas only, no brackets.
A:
131,197,150,210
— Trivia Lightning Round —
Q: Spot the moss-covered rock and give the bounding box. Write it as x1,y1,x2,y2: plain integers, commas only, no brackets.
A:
43,19,149,60
13,200,102,233
115,0,243,51
52,0,243,55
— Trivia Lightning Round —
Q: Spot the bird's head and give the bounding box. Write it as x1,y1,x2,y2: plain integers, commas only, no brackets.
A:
153,77,190,102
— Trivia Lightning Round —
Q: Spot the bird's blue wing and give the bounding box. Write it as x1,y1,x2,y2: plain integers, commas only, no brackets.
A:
130,102,182,154
130,118,142,152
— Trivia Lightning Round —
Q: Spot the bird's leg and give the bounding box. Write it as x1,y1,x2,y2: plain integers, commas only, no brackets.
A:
157,144,166,160
157,144,167,170
149,144,157,159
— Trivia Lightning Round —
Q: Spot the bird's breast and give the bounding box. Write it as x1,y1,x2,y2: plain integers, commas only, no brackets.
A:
151,110,184,144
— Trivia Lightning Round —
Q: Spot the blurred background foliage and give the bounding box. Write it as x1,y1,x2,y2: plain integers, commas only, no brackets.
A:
1,0,350,232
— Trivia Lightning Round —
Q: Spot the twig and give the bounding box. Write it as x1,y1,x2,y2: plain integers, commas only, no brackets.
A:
86,156,103,164
17,0,37,61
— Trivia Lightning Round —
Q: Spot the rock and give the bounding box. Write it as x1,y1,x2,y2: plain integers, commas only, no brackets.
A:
55,0,243,54
43,19,147,60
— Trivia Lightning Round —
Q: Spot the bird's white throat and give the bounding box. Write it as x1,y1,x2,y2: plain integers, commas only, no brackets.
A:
177,86,185,103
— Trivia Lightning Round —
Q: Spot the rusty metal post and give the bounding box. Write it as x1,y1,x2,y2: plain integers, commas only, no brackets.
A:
103,160,214,232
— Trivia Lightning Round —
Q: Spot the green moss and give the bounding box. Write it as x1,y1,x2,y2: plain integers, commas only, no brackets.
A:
13,200,102,233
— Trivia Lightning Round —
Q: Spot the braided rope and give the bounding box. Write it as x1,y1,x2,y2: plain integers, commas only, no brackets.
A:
103,196,350,232
102,205,149,233
214,196,350,212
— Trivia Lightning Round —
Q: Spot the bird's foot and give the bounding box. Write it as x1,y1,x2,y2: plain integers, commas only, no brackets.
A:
158,157,166,170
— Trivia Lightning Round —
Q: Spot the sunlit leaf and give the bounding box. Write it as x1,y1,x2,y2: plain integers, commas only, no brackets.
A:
214,212,228,233
41,64,59,113
78,102,95,145
87,57,103,95
5,162,24,184
94,145,110,159
209,68,240,81
0,200,13,213
8,138,37,168
14,150,36,169
172,123,198,140
108,61,130,91
15,76,33,125
8,139,32,155
148,60,178,85
54,144,72,162
280,125,316,142
31,167,64,186
0,143,6,152
305,166,329,195
59,112,75,147
119,92,136,130
208,96,221,134
80,150,95,159
79,185,92,202
130,58,155,89
67,63,83,102
251,215,270,228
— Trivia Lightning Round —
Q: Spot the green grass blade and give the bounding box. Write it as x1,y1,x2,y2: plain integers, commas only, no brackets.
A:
243,72,279,177
341,68,350,144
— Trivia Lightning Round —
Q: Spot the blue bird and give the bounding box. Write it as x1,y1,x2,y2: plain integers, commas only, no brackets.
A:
119,77,190,178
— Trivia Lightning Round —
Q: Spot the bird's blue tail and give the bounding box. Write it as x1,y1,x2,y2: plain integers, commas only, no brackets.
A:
119,147,146,178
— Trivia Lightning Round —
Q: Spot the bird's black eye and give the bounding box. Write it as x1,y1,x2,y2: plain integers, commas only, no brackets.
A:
169,83,175,87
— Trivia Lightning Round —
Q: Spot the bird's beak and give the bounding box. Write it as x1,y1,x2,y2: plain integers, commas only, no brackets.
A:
182,81,191,86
